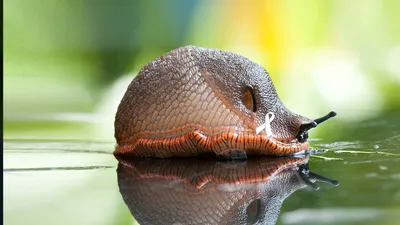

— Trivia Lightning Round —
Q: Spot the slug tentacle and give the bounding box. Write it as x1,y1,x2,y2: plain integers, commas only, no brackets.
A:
314,111,337,125
296,111,337,143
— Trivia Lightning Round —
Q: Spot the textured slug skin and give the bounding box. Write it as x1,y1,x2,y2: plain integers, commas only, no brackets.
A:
114,45,313,158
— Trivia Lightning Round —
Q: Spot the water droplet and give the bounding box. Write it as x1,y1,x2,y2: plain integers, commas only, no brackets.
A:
379,165,388,170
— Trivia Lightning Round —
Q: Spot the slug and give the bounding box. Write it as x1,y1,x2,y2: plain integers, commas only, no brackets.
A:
114,45,336,159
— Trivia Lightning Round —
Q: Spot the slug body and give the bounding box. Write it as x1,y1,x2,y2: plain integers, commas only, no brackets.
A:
114,46,336,158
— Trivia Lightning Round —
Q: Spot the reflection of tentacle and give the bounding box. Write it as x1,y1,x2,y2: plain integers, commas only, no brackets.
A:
301,175,320,190
298,164,339,190
309,171,340,186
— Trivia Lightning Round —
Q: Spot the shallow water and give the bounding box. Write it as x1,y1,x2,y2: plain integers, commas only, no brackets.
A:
3,117,400,225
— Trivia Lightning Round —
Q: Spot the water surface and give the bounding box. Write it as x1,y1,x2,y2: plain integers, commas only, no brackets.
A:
4,117,400,225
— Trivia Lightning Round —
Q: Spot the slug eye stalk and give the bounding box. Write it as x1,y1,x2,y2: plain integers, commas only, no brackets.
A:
296,111,337,143
314,111,337,125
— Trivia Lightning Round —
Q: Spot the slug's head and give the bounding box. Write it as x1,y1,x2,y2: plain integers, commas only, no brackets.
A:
258,105,337,145
273,111,336,145
194,47,337,145
294,111,337,143
237,67,337,144
238,70,337,144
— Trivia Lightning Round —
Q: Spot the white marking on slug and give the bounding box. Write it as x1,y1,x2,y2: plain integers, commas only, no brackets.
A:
256,112,275,138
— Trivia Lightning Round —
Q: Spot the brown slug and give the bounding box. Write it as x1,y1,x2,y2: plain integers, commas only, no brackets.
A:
114,45,336,159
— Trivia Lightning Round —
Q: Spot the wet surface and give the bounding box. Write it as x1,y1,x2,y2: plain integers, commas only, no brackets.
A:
3,141,123,225
3,118,400,225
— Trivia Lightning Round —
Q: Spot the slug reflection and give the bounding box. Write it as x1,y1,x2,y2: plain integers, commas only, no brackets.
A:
117,156,338,225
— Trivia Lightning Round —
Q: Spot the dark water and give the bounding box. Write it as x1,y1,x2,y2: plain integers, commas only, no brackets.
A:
4,118,400,225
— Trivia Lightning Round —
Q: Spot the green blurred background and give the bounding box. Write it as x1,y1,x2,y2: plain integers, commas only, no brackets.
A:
4,0,400,141
4,1,400,225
